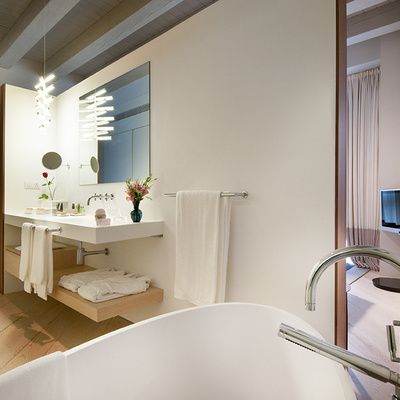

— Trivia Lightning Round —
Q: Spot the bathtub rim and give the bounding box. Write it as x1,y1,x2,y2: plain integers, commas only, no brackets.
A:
65,301,326,356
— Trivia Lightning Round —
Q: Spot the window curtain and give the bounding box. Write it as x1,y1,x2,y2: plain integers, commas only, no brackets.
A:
347,68,380,270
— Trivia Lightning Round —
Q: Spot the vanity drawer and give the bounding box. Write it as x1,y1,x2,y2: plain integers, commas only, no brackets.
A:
4,244,78,273
4,248,20,277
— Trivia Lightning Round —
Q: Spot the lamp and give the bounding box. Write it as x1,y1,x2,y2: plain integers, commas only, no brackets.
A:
35,0,55,131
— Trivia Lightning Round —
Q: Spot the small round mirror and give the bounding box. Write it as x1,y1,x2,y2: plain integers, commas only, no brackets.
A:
90,156,99,173
42,152,62,170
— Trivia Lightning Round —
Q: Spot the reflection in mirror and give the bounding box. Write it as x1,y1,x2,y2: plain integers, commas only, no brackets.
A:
79,62,150,185
42,151,62,170
90,156,99,173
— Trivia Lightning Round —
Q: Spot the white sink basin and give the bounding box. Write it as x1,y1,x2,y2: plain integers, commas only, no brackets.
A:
5,212,163,244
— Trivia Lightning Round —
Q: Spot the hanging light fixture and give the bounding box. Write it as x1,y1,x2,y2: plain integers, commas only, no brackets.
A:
35,0,55,131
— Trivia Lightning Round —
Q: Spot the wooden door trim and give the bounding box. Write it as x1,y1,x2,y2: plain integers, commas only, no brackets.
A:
335,0,347,348
1,84,5,294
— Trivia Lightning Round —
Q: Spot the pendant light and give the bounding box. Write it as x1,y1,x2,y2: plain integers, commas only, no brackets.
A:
35,0,55,131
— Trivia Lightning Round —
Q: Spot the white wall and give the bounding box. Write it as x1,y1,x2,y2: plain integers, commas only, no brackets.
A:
5,86,59,213
4,85,59,291
5,0,337,340
380,30,400,275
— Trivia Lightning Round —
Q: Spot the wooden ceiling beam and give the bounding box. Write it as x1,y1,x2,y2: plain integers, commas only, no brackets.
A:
347,0,400,45
0,0,80,69
47,0,184,79
347,0,391,16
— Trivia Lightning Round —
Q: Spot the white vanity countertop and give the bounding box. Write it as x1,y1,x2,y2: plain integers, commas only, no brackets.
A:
5,212,163,244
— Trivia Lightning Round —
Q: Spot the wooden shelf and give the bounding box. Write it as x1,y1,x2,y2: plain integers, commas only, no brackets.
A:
4,245,163,322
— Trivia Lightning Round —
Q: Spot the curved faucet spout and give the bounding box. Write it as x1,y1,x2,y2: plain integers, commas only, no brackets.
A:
305,246,400,311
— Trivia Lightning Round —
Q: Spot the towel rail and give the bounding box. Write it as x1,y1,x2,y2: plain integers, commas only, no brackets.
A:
164,191,248,198
46,227,62,233
31,226,62,233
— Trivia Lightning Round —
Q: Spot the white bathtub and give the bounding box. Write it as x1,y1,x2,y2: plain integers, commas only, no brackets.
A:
65,303,356,399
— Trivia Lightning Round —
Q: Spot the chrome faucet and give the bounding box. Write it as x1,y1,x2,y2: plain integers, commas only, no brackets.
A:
305,245,400,311
87,192,114,205
278,323,400,398
87,193,102,205
297,245,400,398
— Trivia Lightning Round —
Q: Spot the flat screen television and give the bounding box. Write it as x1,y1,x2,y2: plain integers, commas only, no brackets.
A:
381,189,400,228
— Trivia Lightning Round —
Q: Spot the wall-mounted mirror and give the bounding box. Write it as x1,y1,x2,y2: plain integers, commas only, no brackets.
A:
79,62,150,185
42,151,62,170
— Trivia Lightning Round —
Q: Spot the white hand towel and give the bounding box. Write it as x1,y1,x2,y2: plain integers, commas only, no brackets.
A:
174,190,232,306
30,226,53,300
0,351,70,400
19,223,35,293
216,196,232,302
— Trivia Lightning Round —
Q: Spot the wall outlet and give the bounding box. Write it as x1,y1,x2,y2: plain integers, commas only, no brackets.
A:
24,180,40,189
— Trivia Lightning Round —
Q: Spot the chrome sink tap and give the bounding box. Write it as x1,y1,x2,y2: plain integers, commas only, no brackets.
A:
87,193,114,205
87,193,103,205
305,245,400,311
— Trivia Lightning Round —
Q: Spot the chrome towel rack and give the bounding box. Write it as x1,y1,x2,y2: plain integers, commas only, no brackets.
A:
46,227,62,233
31,226,62,233
164,191,248,198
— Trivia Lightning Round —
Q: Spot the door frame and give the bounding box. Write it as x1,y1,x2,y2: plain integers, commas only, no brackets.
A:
335,0,347,348
1,84,5,294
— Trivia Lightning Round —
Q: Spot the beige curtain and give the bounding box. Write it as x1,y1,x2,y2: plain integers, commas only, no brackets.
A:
347,68,380,270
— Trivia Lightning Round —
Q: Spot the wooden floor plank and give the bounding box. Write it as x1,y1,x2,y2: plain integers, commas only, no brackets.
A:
0,291,132,374
0,298,64,370
0,292,44,331
0,291,25,309
348,270,400,399
0,304,81,374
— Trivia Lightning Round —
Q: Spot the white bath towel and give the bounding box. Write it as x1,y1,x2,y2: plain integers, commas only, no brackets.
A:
30,226,53,300
19,222,35,293
58,268,125,292
174,190,232,305
77,274,151,302
0,351,70,400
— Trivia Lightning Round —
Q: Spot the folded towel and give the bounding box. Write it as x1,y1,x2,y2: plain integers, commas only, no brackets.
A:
0,351,70,400
19,223,35,293
59,268,150,302
30,226,53,300
59,268,125,292
174,190,232,305
77,274,151,302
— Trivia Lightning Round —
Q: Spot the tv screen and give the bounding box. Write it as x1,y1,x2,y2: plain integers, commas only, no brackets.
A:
381,189,400,228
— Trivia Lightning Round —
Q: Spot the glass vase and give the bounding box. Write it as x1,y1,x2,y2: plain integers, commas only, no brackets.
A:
130,200,142,223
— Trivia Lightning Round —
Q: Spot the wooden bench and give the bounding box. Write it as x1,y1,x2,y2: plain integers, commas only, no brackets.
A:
4,245,163,322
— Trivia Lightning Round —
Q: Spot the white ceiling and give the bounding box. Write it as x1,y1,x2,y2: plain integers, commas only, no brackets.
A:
0,0,397,89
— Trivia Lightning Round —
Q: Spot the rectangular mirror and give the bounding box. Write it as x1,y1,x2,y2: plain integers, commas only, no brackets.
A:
79,62,150,185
